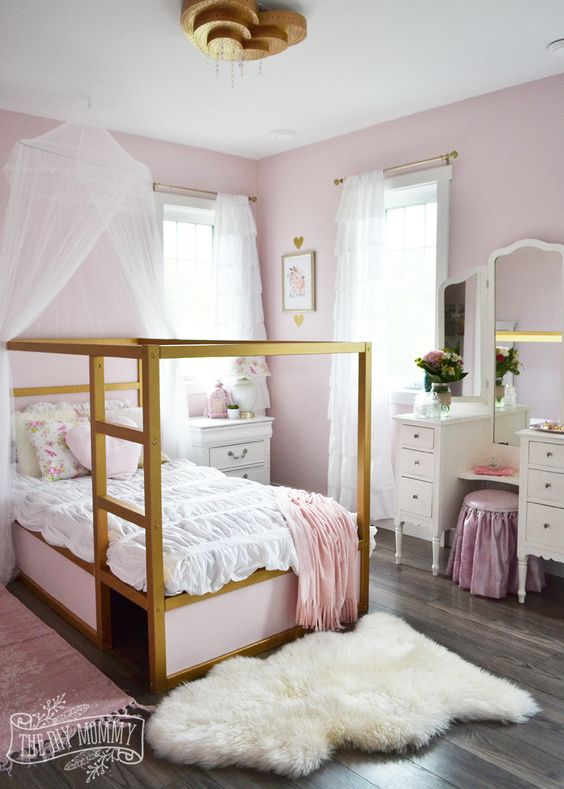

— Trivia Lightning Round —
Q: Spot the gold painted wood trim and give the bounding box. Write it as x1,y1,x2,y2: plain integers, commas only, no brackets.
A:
165,625,305,688
357,344,372,613
94,420,144,444
12,381,141,398
7,340,144,358
142,345,167,693
90,356,112,650
96,495,146,529
159,341,367,359
99,568,148,610
165,568,293,610
19,526,95,575
18,572,98,643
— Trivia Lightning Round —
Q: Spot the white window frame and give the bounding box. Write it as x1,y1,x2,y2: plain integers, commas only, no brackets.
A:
384,165,452,405
156,191,216,395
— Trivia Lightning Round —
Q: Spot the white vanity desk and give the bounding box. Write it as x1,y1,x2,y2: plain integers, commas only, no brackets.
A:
393,403,491,575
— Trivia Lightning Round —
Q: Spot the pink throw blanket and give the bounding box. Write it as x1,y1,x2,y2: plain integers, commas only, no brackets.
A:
275,488,359,631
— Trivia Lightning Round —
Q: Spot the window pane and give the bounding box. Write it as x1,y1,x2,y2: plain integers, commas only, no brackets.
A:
163,220,177,259
196,224,213,261
177,221,196,261
384,188,438,388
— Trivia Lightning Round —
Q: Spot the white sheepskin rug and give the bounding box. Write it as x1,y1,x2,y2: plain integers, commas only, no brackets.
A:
146,613,539,778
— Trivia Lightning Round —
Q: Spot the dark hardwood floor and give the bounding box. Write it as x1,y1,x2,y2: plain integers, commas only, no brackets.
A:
5,529,564,788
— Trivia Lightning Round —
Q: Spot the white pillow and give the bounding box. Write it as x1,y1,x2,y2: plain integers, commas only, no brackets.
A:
66,415,141,480
15,405,78,477
119,407,169,466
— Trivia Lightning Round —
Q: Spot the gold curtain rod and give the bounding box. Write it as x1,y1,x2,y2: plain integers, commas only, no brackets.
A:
333,150,459,186
153,181,257,203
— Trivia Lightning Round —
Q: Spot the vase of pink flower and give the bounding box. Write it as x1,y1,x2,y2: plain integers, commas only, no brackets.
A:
495,346,521,408
415,349,468,416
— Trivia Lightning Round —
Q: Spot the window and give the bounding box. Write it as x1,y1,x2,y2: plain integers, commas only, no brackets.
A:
162,199,215,339
384,166,451,393
158,194,216,388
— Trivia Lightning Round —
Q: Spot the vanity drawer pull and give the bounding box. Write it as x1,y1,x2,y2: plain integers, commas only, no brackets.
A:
413,433,420,439
544,523,550,529
547,452,553,458
228,448,248,460
412,494,419,500
414,460,420,466
545,483,552,489
242,473,248,479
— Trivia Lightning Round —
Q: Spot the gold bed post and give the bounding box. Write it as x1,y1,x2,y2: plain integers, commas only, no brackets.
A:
90,356,112,649
142,345,167,692
357,342,372,614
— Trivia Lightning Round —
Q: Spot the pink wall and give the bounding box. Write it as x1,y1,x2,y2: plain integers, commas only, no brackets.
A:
257,73,564,492
1,109,257,411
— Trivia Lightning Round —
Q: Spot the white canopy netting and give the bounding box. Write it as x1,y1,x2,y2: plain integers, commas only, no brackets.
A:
0,120,191,585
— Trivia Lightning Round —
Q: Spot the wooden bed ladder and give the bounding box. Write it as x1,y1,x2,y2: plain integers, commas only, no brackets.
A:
90,344,167,692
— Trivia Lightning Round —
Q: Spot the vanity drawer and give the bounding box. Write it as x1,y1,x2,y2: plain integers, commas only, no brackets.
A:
528,440,564,469
400,425,435,450
526,503,564,552
209,441,265,469
398,476,433,518
527,468,564,503
399,448,434,479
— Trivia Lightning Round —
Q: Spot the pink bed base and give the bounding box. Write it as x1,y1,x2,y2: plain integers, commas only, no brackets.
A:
14,522,362,681
14,523,97,630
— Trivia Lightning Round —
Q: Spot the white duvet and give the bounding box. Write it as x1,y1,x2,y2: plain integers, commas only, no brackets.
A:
13,460,298,597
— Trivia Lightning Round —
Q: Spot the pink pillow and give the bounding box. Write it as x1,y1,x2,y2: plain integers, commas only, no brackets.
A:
66,415,141,480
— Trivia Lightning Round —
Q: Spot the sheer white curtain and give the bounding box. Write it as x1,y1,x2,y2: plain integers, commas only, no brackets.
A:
213,194,270,410
328,171,395,519
0,121,189,585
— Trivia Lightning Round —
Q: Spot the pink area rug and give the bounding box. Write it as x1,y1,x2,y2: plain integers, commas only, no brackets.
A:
0,585,135,761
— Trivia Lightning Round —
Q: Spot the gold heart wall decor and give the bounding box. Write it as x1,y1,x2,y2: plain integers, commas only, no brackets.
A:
293,314,304,327
293,236,304,250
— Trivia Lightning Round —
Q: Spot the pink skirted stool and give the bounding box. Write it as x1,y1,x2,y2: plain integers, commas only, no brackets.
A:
447,489,545,599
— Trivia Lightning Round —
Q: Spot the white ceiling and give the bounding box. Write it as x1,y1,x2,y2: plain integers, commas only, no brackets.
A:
1,0,564,159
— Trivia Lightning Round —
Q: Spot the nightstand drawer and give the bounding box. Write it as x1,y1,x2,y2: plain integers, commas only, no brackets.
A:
398,476,433,518
224,465,269,484
527,469,564,503
526,502,564,552
529,440,564,469
400,424,435,450
209,441,265,469
399,448,434,479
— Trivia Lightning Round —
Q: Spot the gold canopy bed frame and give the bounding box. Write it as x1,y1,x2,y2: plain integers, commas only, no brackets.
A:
8,337,372,692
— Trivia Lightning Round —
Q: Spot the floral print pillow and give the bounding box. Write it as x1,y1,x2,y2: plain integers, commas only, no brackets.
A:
25,419,88,481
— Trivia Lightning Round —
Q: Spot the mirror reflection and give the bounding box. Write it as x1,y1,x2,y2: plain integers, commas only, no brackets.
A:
441,272,482,397
494,246,564,445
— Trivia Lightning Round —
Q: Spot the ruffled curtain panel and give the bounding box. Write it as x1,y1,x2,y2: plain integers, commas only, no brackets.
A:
213,194,270,411
328,171,395,519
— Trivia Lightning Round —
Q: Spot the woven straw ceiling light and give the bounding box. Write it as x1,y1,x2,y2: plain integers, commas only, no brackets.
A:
180,0,307,62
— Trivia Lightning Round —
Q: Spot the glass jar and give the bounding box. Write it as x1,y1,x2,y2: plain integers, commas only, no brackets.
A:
504,383,517,408
495,377,505,408
431,382,452,417
426,391,442,419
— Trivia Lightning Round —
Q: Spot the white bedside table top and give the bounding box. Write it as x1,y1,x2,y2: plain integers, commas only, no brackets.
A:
188,416,274,430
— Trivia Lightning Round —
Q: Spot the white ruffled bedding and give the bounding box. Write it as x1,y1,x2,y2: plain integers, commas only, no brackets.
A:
13,460,298,597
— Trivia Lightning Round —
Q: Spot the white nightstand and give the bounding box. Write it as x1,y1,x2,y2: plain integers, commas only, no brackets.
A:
187,416,274,484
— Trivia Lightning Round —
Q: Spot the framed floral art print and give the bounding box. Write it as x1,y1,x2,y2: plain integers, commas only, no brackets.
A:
282,251,316,312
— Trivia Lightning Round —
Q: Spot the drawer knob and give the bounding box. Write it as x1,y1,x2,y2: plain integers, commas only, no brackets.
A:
242,473,248,479
414,460,420,466
413,433,420,439
412,494,419,500
545,482,552,489
544,522,550,529
228,448,248,460
547,452,553,458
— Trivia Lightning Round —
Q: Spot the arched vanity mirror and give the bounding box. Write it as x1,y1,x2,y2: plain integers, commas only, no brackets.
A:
487,239,564,446
437,267,486,400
